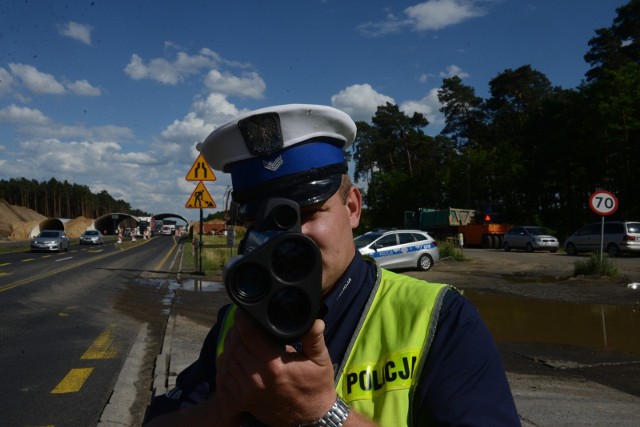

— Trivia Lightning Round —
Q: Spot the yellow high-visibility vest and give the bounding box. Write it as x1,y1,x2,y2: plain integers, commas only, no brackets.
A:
216,267,450,426
335,268,448,426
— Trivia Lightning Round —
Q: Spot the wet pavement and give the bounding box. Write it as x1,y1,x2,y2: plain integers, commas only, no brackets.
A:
134,272,640,427
100,247,640,426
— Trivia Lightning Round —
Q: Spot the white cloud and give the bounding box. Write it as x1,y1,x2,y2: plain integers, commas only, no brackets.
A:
331,84,395,122
399,87,445,128
0,104,51,125
9,63,66,95
160,93,243,146
406,0,487,31
0,67,15,96
204,70,266,99
58,21,93,45
124,49,220,85
358,0,488,35
439,64,470,79
66,79,102,96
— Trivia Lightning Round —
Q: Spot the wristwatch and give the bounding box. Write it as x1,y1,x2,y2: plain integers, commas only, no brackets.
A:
299,396,350,427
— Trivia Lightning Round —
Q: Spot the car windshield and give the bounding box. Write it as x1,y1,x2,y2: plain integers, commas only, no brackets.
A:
525,227,549,236
39,231,60,238
85,231,99,235
354,233,383,248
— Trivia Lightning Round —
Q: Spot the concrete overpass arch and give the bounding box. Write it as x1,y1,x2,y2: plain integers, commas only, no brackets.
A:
28,218,66,238
92,213,141,235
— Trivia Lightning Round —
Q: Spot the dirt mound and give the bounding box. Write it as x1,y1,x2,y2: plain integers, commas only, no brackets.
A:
0,199,47,240
65,216,94,238
0,199,94,240
0,199,46,223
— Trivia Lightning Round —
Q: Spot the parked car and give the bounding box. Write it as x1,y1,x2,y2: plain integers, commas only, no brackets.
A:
564,221,640,257
354,229,439,271
80,230,104,245
31,230,69,252
502,226,559,253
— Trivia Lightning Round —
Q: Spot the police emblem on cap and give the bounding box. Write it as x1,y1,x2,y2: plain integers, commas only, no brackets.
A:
238,112,283,155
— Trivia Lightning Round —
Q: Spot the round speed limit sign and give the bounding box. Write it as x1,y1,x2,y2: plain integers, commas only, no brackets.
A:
589,190,618,216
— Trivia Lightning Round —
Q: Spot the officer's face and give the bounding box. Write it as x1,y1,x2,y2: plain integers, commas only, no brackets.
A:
299,185,362,294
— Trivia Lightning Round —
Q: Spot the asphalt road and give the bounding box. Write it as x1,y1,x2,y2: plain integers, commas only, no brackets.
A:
3,240,638,425
0,237,182,427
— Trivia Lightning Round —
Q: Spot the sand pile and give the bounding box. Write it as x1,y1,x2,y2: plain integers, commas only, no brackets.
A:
64,216,94,238
0,199,47,240
0,199,94,240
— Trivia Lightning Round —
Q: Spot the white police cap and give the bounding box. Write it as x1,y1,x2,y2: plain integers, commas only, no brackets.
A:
198,104,356,172
197,104,357,214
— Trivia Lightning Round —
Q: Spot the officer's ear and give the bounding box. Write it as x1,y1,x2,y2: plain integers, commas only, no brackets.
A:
346,186,362,229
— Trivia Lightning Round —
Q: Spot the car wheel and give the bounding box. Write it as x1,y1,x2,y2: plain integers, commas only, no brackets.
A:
417,254,434,271
607,244,621,258
503,242,511,252
525,242,534,252
565,243,577,256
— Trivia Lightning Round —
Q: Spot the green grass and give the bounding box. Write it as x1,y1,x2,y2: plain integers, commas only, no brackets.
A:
182,231,244,276
573,253,619,278
438,239,465,261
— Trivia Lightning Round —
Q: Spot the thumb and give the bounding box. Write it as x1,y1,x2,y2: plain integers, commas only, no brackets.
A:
299,319,329,362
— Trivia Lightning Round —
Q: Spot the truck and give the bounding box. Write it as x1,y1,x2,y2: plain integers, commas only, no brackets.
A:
161,224,176,235
404,207,512,248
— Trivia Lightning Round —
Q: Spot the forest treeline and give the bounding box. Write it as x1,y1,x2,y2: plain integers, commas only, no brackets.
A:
2,2,638,239
351,1,640,239
0,177,149,219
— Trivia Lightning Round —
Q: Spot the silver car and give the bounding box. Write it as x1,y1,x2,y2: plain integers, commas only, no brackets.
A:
355,229,439,271
31,230,70,252
80,230,104,245
564,221,640,257
503,226,559,253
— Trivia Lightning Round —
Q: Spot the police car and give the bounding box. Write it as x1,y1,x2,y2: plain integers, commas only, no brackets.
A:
355,229,439,271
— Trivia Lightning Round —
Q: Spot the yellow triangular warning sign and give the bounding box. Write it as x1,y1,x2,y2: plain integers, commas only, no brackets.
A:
186,154,217,181
185,182,217,209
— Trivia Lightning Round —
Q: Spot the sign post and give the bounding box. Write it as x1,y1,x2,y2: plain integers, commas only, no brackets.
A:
589,190,618,261
185,154,217,275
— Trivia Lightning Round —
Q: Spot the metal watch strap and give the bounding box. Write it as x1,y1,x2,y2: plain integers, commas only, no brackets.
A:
299,396,350,427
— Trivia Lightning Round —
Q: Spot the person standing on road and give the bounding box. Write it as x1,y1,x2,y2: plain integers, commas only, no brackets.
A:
143,104,520,426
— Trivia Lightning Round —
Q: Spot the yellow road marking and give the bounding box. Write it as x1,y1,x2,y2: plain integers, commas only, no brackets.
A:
154,236,177,272
50,368,94,394
0,262,10,267
0,239,151,293
81,325,117,359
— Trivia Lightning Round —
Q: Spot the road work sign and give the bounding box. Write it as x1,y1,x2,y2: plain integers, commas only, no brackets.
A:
185,181,216,209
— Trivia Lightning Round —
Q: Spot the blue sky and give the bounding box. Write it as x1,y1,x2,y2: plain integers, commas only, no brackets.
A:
0,0,627,221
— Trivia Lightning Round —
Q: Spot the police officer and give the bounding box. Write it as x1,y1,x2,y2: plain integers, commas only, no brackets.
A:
144,104,521,426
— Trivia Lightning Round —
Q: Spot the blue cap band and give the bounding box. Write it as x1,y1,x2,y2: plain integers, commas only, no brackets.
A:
229,141,346,192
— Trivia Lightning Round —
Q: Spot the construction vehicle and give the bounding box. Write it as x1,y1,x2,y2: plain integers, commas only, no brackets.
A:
404,207,512,248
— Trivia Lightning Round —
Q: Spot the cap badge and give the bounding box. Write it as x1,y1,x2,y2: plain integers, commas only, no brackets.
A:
238,112,283,155
262,155,283,172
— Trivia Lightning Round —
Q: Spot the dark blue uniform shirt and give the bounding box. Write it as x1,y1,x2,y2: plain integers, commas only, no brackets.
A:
144,251,521,426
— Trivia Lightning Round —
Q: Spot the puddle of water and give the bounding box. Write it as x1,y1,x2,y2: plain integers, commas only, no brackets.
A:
179,279,225,292
465,290,640,357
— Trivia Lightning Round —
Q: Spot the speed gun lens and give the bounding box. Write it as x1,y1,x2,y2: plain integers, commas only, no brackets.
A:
234,263,269,302
271,236,316,282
